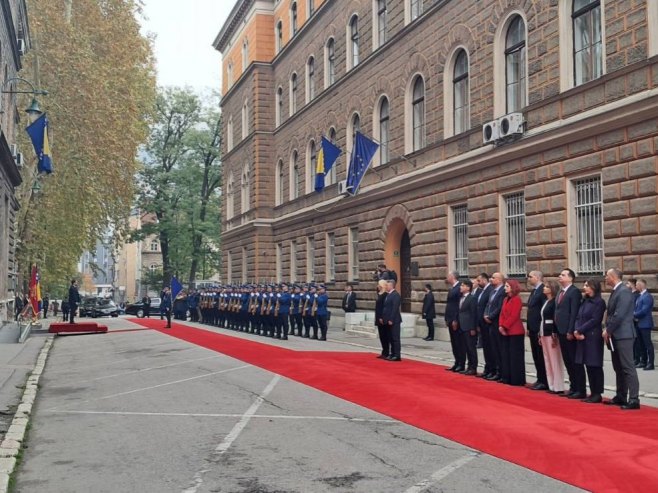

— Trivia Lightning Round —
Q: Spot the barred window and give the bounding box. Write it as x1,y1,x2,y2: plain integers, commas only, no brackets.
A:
349,227,359,280
504,193,526,276
573,0,602,86
452,205,468,274
574,177,603,274
326,233,336,282
307,236,315,281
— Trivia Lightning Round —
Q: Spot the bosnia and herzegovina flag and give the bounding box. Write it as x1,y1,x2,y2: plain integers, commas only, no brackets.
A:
26,113,53,174
29,264,42,315
314,137,341,192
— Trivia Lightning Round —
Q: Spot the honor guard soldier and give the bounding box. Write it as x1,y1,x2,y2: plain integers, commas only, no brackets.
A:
316,285,329,341
310,285,320,339
201,290,210,324
239,286,250,331
248,285,257,333
263,285,274,337
290,284,303,336
275,283,292,340
302,284,315,338
256,285,266,335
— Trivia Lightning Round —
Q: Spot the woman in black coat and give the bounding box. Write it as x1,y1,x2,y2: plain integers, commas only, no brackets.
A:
422,284,436,341
574,279,606,403
375,280,390,359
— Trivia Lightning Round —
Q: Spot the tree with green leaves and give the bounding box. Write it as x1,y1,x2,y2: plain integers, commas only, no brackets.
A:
135,87,222,287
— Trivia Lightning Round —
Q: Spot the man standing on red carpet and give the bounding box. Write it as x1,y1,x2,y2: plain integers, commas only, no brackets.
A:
382,280,402,361
161,287,172,329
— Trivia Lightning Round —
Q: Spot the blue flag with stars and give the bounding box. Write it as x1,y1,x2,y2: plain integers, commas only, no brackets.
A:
345,132,378,196
26,113,53,174
171,276,183,300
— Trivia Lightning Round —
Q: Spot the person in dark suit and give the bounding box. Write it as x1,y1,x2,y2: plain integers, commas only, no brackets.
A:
574,279,606,403
161,287,172,328
483,272,506,381
555,268,585,399
458,280,479,375
444,271,464,372
382,279,402,361
342,285,357,313
476,273,494,378
42,294,50,319
527,271,548,390
422,284,436,341
499,280,526,386
634,279,654,370
539,281,564,394
375,280,390,359
142,295,152,318
68,279,81,324
604,268,640,409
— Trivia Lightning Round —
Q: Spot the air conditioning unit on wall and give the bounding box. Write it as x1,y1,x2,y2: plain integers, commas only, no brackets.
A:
338,180,351,195
498,112,525,138
482,120,499,145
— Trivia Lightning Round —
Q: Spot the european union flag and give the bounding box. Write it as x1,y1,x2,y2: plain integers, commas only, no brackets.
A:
345,132,378,196
314,137,341,192
171,276,183,300
26,113,53,174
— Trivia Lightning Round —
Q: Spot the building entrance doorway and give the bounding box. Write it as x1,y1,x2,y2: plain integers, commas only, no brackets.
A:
383,217,412,312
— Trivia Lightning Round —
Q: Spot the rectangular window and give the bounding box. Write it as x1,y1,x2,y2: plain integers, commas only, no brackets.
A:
276,243,282,282
452,205,468,275
307,236,315,281
326,233,336,282
227,251,233,284
349,227,359,281
242,247,247,283
573,176,603,274
290,240,297,281
377,0,387,47
573,0,603,86
504,193,526,276
411,0,423,21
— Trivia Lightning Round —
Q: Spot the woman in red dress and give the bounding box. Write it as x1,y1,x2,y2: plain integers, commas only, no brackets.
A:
499,280,526,386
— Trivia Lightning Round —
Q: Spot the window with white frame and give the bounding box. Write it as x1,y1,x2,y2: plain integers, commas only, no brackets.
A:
307,236,315,281
227,116,234,151
505,15,526,113
150,240,158,252
453,50,469,135
452,205,468,275
290,73,298,115
241,101,249,139
308,0,315,16
276,160,284,206
348,15,359,69
503,193,526,276
291,240,298,280
411,76,425,151
325,38,336,87
276,243,282,282
327,127,337,185
410,0,423,21
242,39,248,71
326,232,336,282
306,56,316,102
375,0,387,48
349,227,359,280
291,2,298,35
241,164,250,212
227,172,235,219
378,96,390,165
347,112,361,157
573,176,603,274
276,21,283,53
276,87,283,126
242,247,248,283
149,263,159,274
290,150,299,200
307,140,317,194
573,0,602,86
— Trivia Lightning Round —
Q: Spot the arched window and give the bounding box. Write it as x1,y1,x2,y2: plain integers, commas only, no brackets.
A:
306,56,316,102
290,150,299,200
149,264,159,274
241,164,250,212
290,73,298,115
375,0,387,48
227,63,233,86
325,38,336,87
573,0,602,86
412,76,425,151
347,112,361,156
453,50,469,135
307,140,317,194
349,15,359,69
242,39,248,71
227,116,234,151
378,97,390,165
241,100,249,139
227,172,235,219
276,160,285,205
505,16,526,113
276,87,283,127
276,21,283,53
291,2,298,35
327,127,338,185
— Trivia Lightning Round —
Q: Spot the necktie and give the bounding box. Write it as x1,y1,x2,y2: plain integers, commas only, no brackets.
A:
558,290,565,304
460,295,466,308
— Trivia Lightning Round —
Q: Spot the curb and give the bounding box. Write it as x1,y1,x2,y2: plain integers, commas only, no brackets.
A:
0,337,54,492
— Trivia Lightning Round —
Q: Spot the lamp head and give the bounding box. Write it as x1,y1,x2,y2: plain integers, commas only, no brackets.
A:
25,98,43,122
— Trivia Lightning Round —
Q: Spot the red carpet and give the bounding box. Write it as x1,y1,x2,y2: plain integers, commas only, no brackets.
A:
131,318,658,492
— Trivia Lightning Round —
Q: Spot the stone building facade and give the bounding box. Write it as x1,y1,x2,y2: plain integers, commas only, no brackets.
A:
0,0,31,319
215,0,658,320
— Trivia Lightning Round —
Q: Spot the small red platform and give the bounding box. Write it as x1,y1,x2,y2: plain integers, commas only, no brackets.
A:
49,322,108,334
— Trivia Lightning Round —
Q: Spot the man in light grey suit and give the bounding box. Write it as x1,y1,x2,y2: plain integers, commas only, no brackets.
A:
603,268,640,409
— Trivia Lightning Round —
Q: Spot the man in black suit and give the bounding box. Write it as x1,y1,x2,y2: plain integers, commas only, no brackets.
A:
555,268,585,399
527,271,548,390
382,280,402,361
422,284,436,341
68,279,81,324
604,268,641,409
341,285,357,313
483,272,505,380
444,271,464,372
476,273,493,378
458,280,479,375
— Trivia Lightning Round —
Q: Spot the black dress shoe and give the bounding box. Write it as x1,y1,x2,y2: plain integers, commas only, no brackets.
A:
453,366,465,373
549,390,565,395
583,394,602,403
621,399,640,410
319,337,327,341
445,365,457,372
485,374,500,381
530,383,548,391
560,391,575,398
644,365,655,371
568,392,586,399
604,396,627,406
635,362,646,368
464,369,477,376
477,373,489,379
387,356,401,361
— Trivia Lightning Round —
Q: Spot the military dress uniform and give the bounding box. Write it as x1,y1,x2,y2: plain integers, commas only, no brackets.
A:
316,286,329,341
276,285,292,340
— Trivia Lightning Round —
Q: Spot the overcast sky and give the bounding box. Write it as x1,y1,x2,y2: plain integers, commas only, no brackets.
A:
139,0,232,92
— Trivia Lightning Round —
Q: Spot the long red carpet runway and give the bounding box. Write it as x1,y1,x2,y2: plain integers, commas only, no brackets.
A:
130,319,658,492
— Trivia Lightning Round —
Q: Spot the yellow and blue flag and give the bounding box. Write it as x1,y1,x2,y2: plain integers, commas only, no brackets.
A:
26,113,53,174
171,276,184,299
346,132,378,196
314,137,341,192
